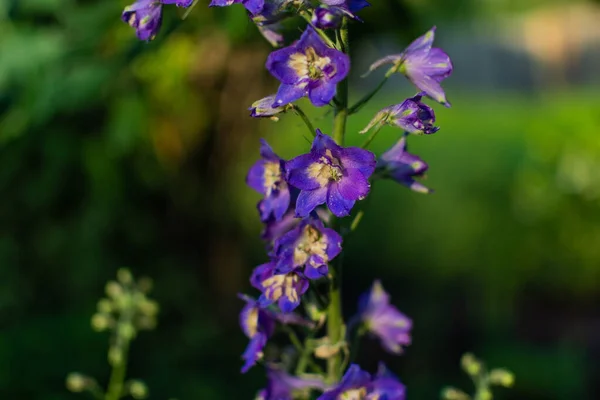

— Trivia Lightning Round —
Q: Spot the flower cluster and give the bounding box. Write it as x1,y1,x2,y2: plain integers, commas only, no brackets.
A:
121,0,455,397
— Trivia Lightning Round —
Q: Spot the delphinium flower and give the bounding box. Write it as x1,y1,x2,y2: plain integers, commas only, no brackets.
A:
250,261,310,312
256,367,329,400
367,27,453,107
378,136,432,194
209,0,264,16
251,0,291,47
360,92,439,135
247,139,291,221
266,27,350,107
239,295,277,372
249,95,291,119
122,0,193,41
273,216,342,279
356,280,412,354
318,0,370,22
286,130,376,217
317,364,406,400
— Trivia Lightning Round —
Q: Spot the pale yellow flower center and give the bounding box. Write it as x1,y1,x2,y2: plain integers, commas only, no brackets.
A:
263,161,284,196
307,149,343,186
293,225,328,266
288,47,332,80
339,388,367,400
262,273,301,304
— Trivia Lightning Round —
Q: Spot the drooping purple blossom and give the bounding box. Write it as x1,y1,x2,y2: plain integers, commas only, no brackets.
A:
210,0,264,15
319,0,370,21
251,0,291,47
122,0,193,41
378,136,432,194
357,280,412,354
122,0,163,41
317,364,405,400
312,7,342,29
361,92,439,135
273,217,342,279
266,27,350,107
247,139,291,222
367,27,453,107
286,130,376,217
257,367,329,400
239,295,276,373
251,261,310,312
249,95,290,118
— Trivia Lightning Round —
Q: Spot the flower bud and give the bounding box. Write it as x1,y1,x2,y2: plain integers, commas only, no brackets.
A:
488,368,515,388
129,380,149,399
65,373,87,392
91,313,112,332
105,281,123,299
108,345,123,366
440,387,470,400
311,7,341,30
138,298,159,317
461,353,482,376
249,95,289,118
118,322,136,340
117,268,133,285
97,298,113,314
313,337,343,359
477,388,492,400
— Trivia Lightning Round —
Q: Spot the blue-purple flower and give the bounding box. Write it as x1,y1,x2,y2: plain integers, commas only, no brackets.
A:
312,7,342,29
367,27,453,107
210,0,264,15
319,0,370,20
378,136,432,194
357,280,412,354
317,364,405,400
273,217,342,279
286,130,376,217
266,27,350,107
257,367,329,400
247,139,291,221
122,0,193,41
249,95,290,119
239,295,276,373
122,0,163,41
251,261,309,312
360,92,439,135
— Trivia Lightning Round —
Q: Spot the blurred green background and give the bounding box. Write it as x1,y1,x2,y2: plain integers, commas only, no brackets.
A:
2,0,600,399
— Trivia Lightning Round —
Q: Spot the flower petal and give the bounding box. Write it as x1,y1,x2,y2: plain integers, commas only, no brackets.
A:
308,80,336,107
338,168,371,201
267,47,304,84
286,154,322,190
296,187,328,217
327,182,355,217
340,147,376,178
273,83,307,107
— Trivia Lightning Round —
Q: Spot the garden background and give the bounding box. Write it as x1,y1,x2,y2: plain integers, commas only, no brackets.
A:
1,0,600,399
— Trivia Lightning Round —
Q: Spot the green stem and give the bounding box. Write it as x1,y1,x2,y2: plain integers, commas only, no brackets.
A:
105,342,129,400
293,106,317,137
360,125,382,149
300,12,337,49
349,75,389,115
326,18,350,385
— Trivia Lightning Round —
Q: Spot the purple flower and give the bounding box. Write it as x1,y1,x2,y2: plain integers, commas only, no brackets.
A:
358,280,412,354
286,130,376,217
312,7,342,29
266,27,350,107
239,295,276,372
122,0,193,41
247,139,291,221
122,0,163,41
360,93,439,135
209,0,264,16
258,367,329,400
317,364,406,400
367,27,453,107
320,0,370,20
249,95,290,118
251,261,309,312
262,209,300,243
378,136,431,194
273,217,342,279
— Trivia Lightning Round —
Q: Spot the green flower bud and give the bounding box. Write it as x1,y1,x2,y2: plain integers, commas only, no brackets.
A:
117,268,133,285
118,322,136,340
105,281,123,299
129,380,149,399
488,368,515,388
440,387,470,400
461,353,482,376
97,298,113,314
108,346,123,366
477,388,492,400
91,313,112,332
138,298,159,317
65,373,87,392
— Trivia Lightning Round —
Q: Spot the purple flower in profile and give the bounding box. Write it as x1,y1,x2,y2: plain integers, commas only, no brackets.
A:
319,0,370,20
358,280,412,354
251,261,309,312
257,367,329,400
367,26,453,107
274,217,342,279
247,139,291,222
249,95,290,119
360,92,439,135
317,364,406,400
122,0,163,41
122,0,193,41
312,7,342,29
266,27,350,107
209,0,264,15
251,0,289,47
378,136,432,194
286,130,376,217
239,295,276,373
